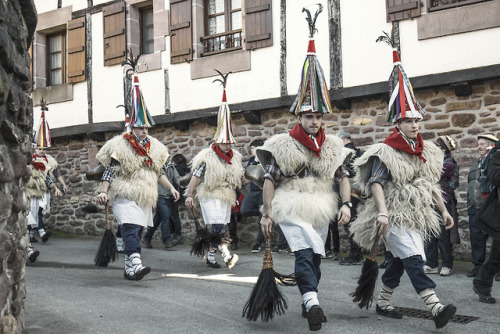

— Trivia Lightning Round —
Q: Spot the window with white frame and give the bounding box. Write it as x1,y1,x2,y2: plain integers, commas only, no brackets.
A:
140,7,154,55
47,31,66,86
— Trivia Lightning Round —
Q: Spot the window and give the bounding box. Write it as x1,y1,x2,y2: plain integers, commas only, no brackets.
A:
47,32,66,86
202,0,242,55
141,7,154,55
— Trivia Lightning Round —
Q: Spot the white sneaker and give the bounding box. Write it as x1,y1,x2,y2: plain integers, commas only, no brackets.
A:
424,265,439,274
440,267,452,276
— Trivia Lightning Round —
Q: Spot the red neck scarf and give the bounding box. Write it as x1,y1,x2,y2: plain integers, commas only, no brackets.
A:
289,123,326,157
123,133,153,166
212,144,233,164
32,153,48,171
383,127,426,163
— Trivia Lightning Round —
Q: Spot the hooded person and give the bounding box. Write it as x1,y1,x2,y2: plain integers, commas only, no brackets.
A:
184,70,242,269
349,35,457,329
256,5,352,331
26,103,65,262
96,74,180,280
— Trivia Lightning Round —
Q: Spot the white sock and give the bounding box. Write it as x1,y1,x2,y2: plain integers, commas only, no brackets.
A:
419,288,444,316
38,229,46,237
377,285,396,311
302,291,319,312
207,250,217,263
218,244,230,262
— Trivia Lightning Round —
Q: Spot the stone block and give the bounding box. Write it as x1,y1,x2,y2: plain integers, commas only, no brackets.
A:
484,95,500,106
451,113,475,127
0,146,15,182
424,122,450,130
9,150,30,179
446,100,481,112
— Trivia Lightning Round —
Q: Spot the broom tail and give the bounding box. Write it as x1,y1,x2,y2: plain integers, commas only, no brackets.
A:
94,204,118,267
350,236,380,309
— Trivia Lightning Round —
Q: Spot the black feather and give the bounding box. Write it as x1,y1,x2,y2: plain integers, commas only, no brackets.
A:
376,31,394,47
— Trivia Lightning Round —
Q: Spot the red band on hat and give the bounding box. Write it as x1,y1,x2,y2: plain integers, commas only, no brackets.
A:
134,76,139,83
307,40,316,54
222,90,227,103
392,49,400,63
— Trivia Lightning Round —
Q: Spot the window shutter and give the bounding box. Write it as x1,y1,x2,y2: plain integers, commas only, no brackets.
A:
103,2,126,66
67,17,86,83
244,0,272,50
169,0,192,64
386,0,421,22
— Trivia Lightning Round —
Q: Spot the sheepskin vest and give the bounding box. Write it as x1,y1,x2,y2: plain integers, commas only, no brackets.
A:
258,133,348,228
27,154,58,199
190,147,242,205
96,135,169,207
350,141,444,250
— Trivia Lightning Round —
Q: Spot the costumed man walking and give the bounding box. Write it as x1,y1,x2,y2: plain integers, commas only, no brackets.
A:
96,74,179,280
350,45,456,329
258,6,352,330
27,107,63,262
184,71,242,269
473,140,500,303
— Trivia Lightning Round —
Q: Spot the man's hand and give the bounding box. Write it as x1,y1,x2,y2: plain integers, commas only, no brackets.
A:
260,216,272,240
171,188,180,202
376,215,389,236
442,211,454,230
61,184,68,193
337,205,351,225
96,192,108,205
54,187,63,197
185,196,194,209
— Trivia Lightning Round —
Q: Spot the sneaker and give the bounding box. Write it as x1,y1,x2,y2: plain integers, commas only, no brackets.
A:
164,235,180,248
440,267,452,276
251,244,261,253
473,286,496,304
339,255,364,265
306,305,324,331
332,252,339,261
206,258,221,269
225,254,239,269
272,247,288,254
321,250,333,259
433,304,457,329
142,239,153,249
28,250,40,263
41,230,52,243
424,265,439,274
467,267,478,278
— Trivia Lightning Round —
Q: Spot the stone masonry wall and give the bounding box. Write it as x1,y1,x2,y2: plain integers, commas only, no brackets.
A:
45,79,500,260
0,0,37,333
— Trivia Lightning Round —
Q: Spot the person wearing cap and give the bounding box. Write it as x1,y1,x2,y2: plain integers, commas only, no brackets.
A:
466,133,499,278
350,43,456,329
473,139,500,303
258,7,352,329
26,107,64,263
184,73,242,270
424,135,460,277
96,75,180,281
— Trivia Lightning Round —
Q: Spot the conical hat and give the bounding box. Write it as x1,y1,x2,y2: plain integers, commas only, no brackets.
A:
213,89,236,144
35,110,51,148
130,75,155,128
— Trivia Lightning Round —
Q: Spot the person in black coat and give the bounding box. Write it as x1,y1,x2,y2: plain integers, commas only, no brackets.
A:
473,141,500,303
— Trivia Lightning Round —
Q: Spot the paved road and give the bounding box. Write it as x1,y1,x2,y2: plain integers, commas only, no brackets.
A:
25,236,500,334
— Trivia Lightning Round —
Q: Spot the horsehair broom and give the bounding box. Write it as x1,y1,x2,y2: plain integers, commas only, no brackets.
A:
350,235,381,309
94,203,118,267
242,239,296,322
189,207,220,259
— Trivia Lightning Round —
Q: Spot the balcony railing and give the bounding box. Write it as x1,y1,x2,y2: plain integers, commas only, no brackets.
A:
428,0,491,12
200,29,242,57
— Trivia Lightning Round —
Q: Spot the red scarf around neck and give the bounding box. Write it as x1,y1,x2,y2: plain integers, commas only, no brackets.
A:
32,153,48,171
289,123,326,157
383,127,426,162
123,133,153,166
212,144,233,164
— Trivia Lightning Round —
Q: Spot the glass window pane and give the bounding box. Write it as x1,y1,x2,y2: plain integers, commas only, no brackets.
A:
208,0,225,14
51,69,61,85
145,41,154,54
231,11,241,30
208,15,225,35
50,53,61,69
231,0,241,10
49,35,61,53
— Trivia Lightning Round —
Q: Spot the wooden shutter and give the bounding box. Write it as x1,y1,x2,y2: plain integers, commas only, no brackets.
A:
386,0,421,22
244,0,272,50
169,0,192,64
67,17,86,83
103,2,126,66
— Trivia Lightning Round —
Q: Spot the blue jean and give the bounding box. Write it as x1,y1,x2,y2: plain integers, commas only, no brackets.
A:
144,197,171,243
382,254,436,294
210,224,227,248
241,190,265,246
294,248,322,295
468,206,489,270
121,223,144,256
168,200,182,236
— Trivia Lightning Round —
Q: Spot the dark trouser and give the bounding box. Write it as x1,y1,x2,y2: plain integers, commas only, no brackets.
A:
228,213,238,245
241,190,265,245
210,224,228,248
295,248,322,295
122,223,144,256
167,199,182,236
326,222,340,253
144,197,171,243
116,225,122,238
276,225,288,249
426,206,454,269
28,207,45,233
469,206,489,270
473,238,500,294
382,253,436,294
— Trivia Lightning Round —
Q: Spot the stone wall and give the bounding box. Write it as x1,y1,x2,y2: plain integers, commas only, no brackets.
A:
0,0,37,333
45,79,500,260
